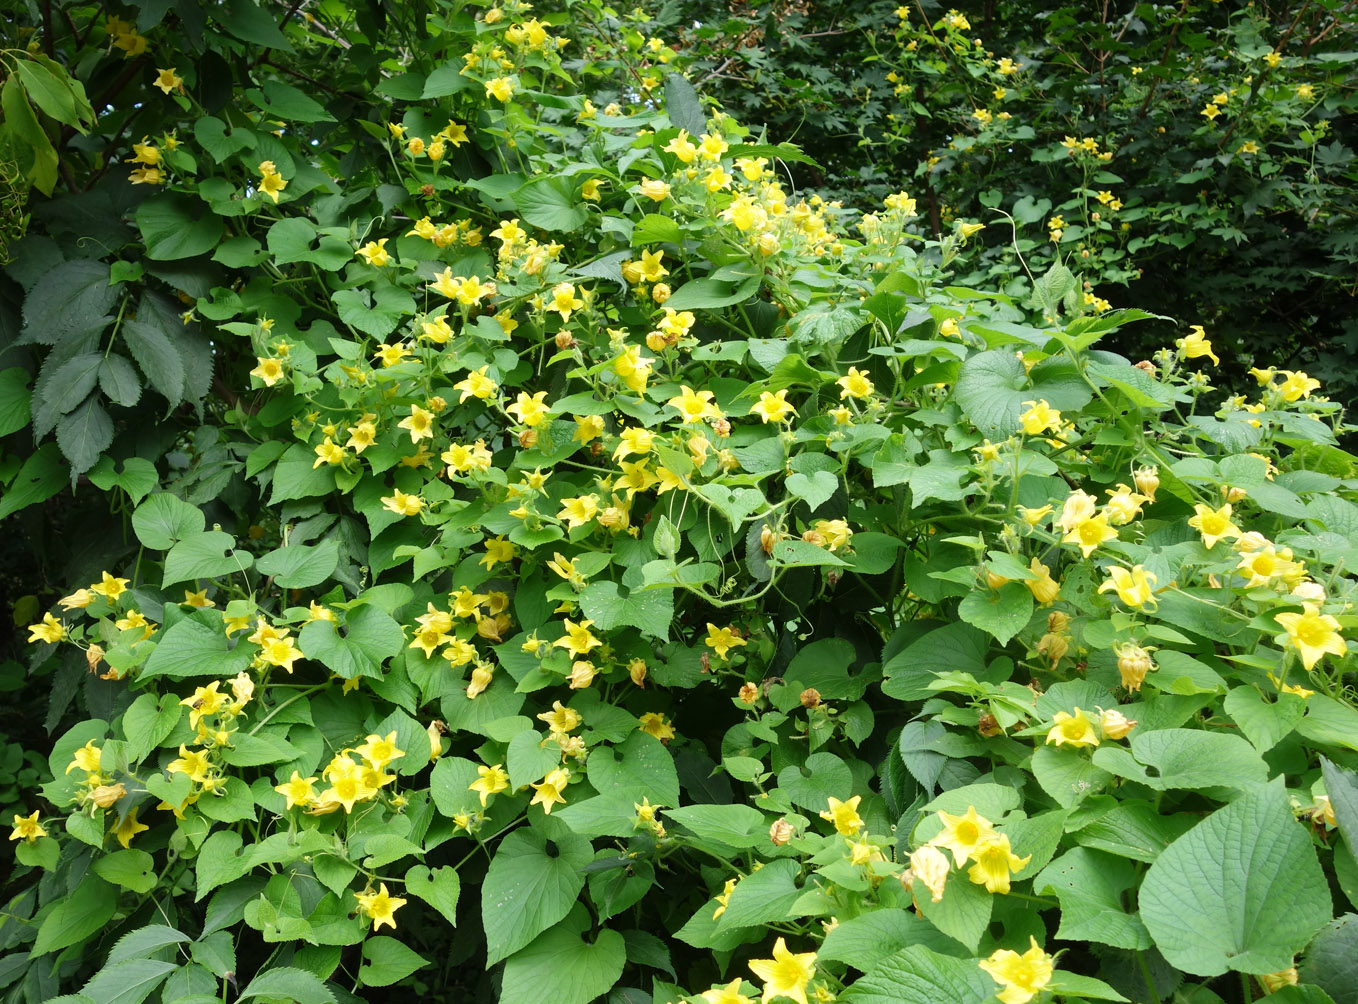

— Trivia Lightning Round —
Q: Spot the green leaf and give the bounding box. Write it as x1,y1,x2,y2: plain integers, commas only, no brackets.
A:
715,858,801,931
135,194,225,261
1321,757,1358,856
255,540,340,588
843,944,996,1004
821,910,958,972
55,396,113,476
0,443,65,519
21,260,115,346
664,272,760,311
914,860,992,951
481,826,592,965
359,937,429,988
121,316,185,408
1296,696,1358,753
248,79,335,123
1092,728,1268,792
632,214,681,246
957,583,1033,645
2,75,58,194
216,0,296,50
954,350,1092,438
0,367,32,435
268,443,337,503
786,470,838,511
87,456,158,506
881,622,988,701
585,731,680,809
514,177,589,232
238,967,334,1004
142,611,254,680
1139,779,1331,976
77,959,177,1004
498,906,626,1004
777,751,852,811
1299,914,1358,1004
13,59,79,128
105,925,191,963
508,729,562,790
665,803,770,849
32,875,118,955
298,604,403,679
1070,800,1195,862
97,355,143,407
133,493,204,549
1033,847,1151,949
1049,973,1130,1001
579,581,673,641
1224,687,1305,752
664,73,706,137
33,352,102,437
162,530,254,586
333,286,416,338
92,849,157,893
404,865,460,925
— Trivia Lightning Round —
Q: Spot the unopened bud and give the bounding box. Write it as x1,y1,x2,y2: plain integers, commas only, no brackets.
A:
738,682,759,704
977,713,1001,737
554,330,577,350
769,818,794,845
91,783,127,808
518,428,538,448
800,688,821,709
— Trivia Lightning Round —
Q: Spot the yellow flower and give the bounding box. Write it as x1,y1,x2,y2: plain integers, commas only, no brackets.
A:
967,833,1031,894
1176,325,1219,364
9,810,45,844
638,712,675,742
1018,399,1061,436
581,178,603,201
312,436,346,469
1115,642,1156,691
574,414,606,444
470,763,509,806
167,744,214,783
274,771,318,809
480,536,517,570
1276,603,1346,671
59,588,95,610
397,405,435,443
554,618,602,657
507,390,551,427
66,739,102,775
1024,558,1060,605
1046,708,1099,748
1062,513,1117,558
257,161,287,203
91,570,131,600
485,76,516,101
530,767,571,813
980,937,1055,1004
1188,502,1241,549
819,795,863,836
354,883,407,931
111,808,149,849
558,494,600,530
180,681,227,730
381,490,424,517
453,365,497,402
908,845,951,902
1278,370,1321,402
258,636,304,673
28,612,65,644
537,701,583,735
749,389,795,424
153,68,183,94
1098,564,1157,610
836,367,874,399
706,623,746,659
637,178,671,202
667,386,722,424
664,129,698,163
355,238,391,266
700,979,753,1004
748,938,817,1004
930,806,997,866
545,281,585,322
1103,484,1147,525
355,732,405,771
1098,707,1137,740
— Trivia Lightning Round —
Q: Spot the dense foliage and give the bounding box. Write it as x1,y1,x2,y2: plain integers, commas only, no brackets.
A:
2,3,1358,1004
661,0,1358,402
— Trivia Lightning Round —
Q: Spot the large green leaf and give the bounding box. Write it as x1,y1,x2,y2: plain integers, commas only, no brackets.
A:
0,442,66,519
132,493,205,550
1300,914,1358,1004
298,604,403,679
843,945,996,1004
513,176,590,232
1092,728,1268,792
32,875,118,955
359,937,429,988
254,540,340,588
238,967,333,1004
135,193,225,260
585,731,680,808
142,611,255,680
715,858,801,932
498,905,625,1004
1033,847,1151,949
21,261,114,346
162,530,255,586
958,582,1033,645
481,826,592,965
954,350,1092,438
579,580,673,641
77,959,177,1004
1139,779,1331,975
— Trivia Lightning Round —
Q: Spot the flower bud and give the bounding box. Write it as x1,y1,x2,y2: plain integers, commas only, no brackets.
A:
652,283,671,303
986,571,1009,590
518,428,538,449
1133,465,1159,500
90,783,127,808
738,682,759,704
800,688,822,709
769,818,794,845
554,330,576,350
1114,642,1155,691
1098,707,1137,739
977,713,1001,737
85,644,106,673
760,526,780,554
628,658,647,687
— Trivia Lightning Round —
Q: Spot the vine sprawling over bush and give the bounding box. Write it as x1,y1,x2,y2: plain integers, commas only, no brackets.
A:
2,3,1358,1004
